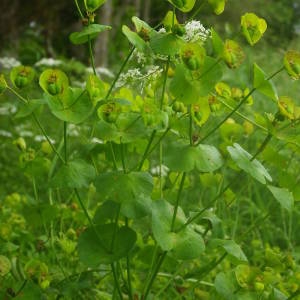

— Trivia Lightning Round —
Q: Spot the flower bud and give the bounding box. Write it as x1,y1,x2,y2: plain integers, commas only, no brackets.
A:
10,66,35,89
223,40,245,69
172,101,186,113
13,137,26,152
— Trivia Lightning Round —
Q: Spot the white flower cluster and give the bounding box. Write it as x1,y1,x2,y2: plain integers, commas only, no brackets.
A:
86,67,114,78
0,57,21,69
151,164,170,177
35,58,62,67
117,65,163,88
183,20,210,43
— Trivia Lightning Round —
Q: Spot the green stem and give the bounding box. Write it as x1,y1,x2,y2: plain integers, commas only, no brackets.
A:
105,47,135,101
7,86,28,104
196,88,256,145
120,141,127,173
109,142,118,170
171,173,186,231
217,97,268,132
125,219,133,300
189,105,193,145
111,263,124,300
32,113,65,164
196,66,284,146
143,252,167,300
74,0,84,20
160,57,170,110
88,36,97,75
63,121,68,164
138,130,157,171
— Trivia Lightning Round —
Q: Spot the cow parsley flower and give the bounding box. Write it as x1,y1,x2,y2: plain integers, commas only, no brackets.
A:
0,57,21,69
183,20,210,43
35,58,62,67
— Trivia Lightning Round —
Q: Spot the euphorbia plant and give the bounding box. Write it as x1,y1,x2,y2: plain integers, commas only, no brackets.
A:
0,0,300,299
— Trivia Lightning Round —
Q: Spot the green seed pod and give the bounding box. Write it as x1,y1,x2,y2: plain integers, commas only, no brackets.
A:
47,82,61,95
185,57,201,70
172,101,186,113
181,44,205,71
0,74,7,94
15,74,29,89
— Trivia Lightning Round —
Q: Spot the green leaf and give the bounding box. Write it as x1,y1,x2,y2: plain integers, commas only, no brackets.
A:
50,159,96,189
122,25,148,52
93,200,120,224
197,56,223,96
78,225,137,266
150,33,183,56
167,0,196,12
253,63,278,101
0,74,7,94
46,87,94,124
214,272,239,300
227,143,272,184
211,28,224,57
170,64,200,104
84,0,106,12
94,171,153,219
69,24,111,45
241,13,267,46
152,199,205,260
211,239,248,264
14,99,45,119
164,141,224,172
267,185,294,212
23,204,59,227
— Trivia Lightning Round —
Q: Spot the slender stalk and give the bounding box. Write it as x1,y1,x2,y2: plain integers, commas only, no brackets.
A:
104,47,135,101
138,130,157,171
74,0,84,20
143,252,167,300
196,66,284,146
171,173,186,231
109,142,118,170
88,38,97,75
111,263,124,300
160,57,170,109
7,86,27,104
217,97,268,132
63,121,68,164
120,141,127,173
32,113,65,164
196,88,256,145
189,105,193,145
125,219,133,300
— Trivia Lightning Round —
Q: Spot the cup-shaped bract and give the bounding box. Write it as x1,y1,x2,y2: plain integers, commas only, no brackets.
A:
284,50,300,80
181,43,206,71
241,13,267,46
39,69,69,96
10,66,35,89
223,40,245,69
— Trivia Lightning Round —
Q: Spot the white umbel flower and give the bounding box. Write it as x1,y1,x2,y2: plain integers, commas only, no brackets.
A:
0,57,21,69
35,58,62,67
184,20,210,43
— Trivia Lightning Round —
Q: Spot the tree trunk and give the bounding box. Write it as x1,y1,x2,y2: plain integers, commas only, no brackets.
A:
94,0,113,67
